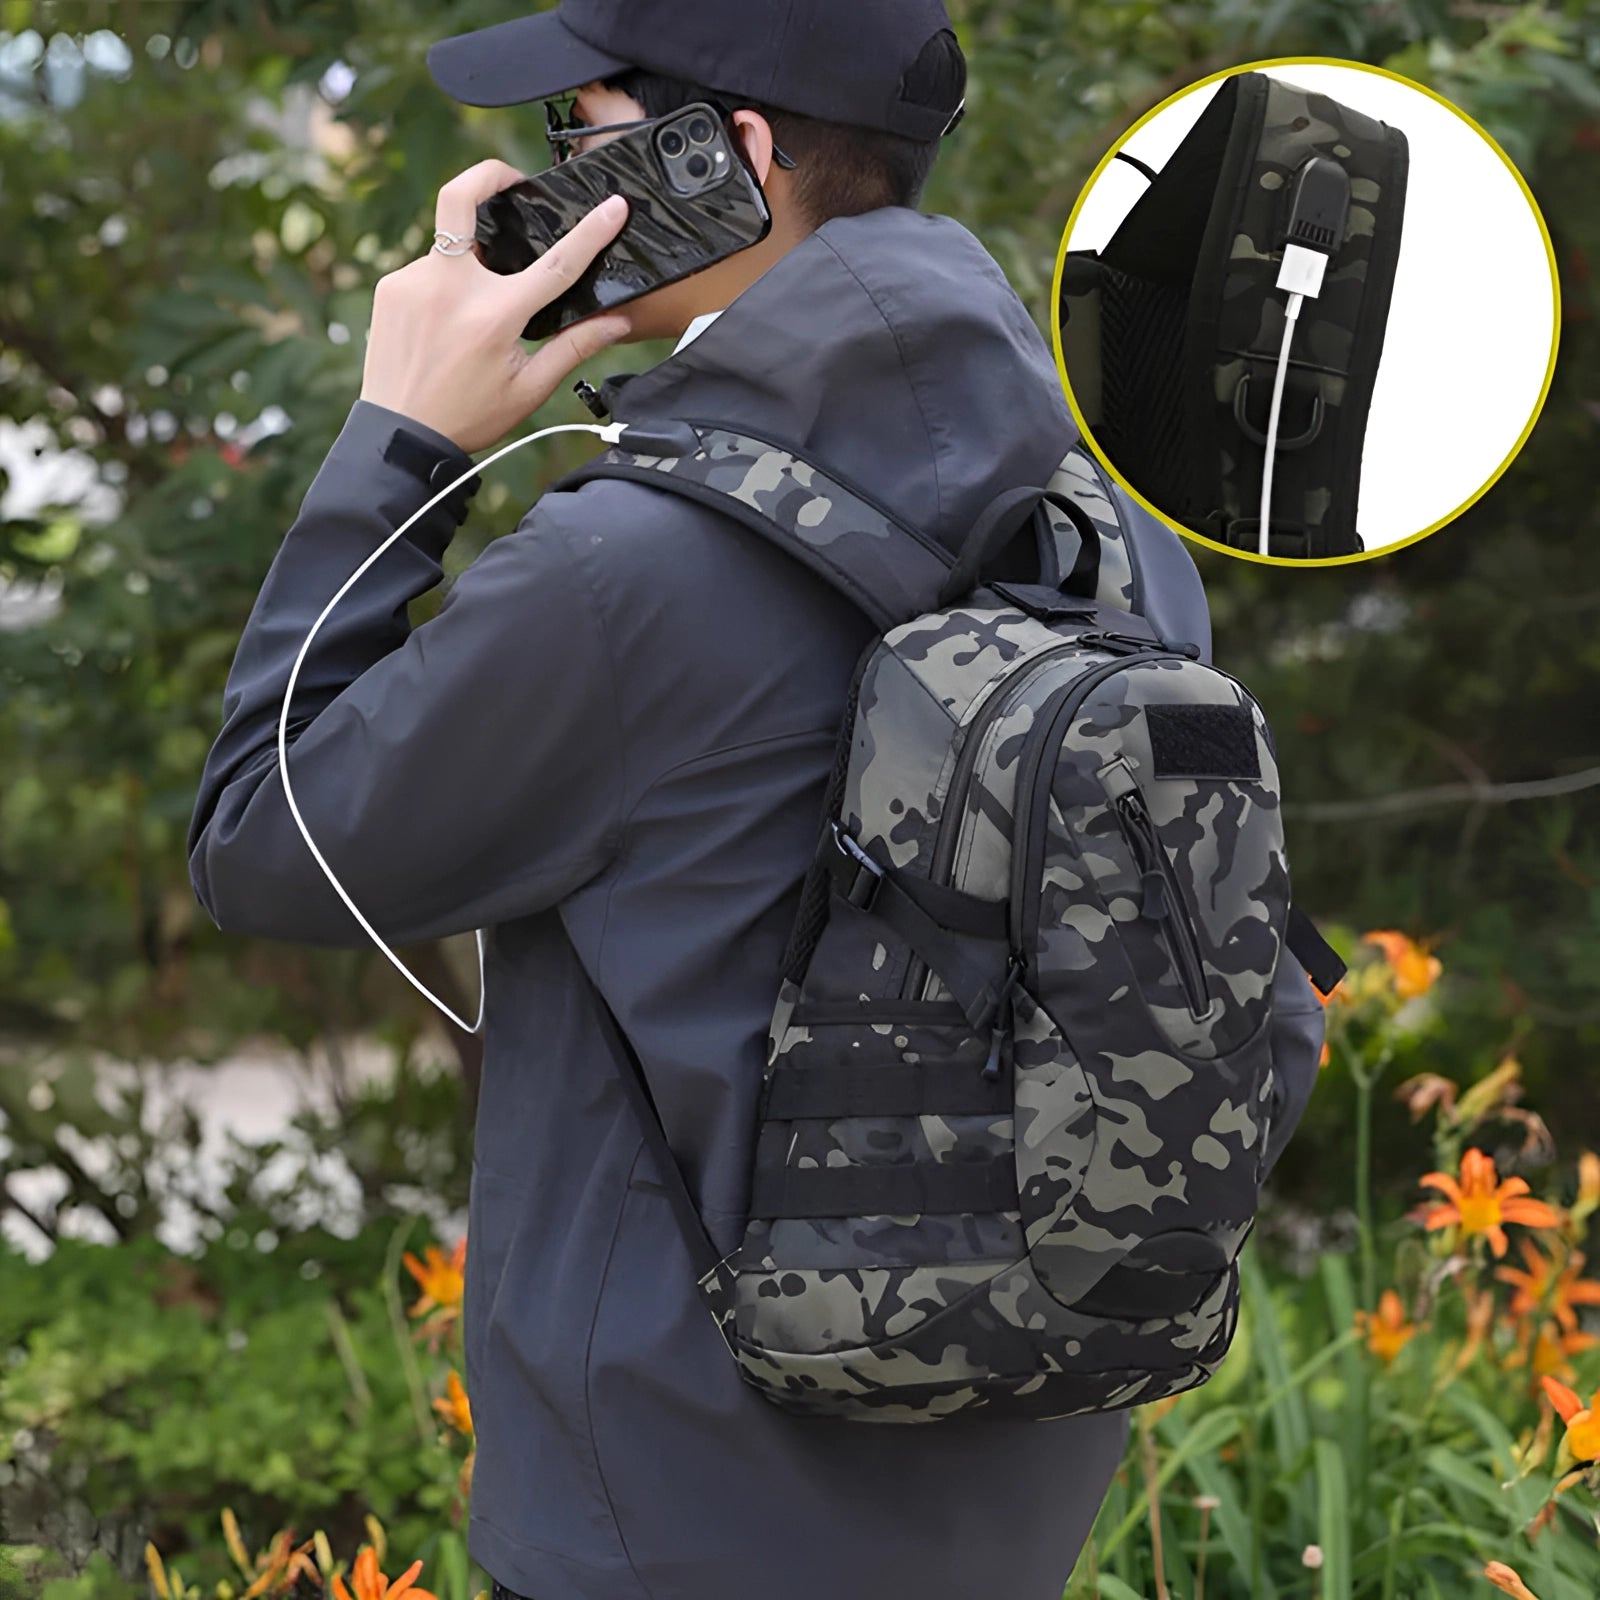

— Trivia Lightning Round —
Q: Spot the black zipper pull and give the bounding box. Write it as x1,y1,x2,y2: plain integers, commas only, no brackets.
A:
982,955,1025,1081
1117,791,1213,1020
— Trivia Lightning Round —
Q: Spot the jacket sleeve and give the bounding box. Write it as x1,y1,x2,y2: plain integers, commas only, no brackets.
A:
1260,958,1327,1182
187,399,625,948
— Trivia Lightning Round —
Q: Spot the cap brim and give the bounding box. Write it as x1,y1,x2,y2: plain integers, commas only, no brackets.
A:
426,11,633,109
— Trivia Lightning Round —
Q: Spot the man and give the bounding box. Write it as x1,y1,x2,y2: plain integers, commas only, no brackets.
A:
189,3,1324,1597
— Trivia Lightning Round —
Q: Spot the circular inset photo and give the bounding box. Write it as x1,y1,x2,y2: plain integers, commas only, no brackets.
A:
1052,59,1559,565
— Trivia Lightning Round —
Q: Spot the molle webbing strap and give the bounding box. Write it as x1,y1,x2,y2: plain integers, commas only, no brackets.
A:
747,1154,1018,1220
762,1061,1012,1120
555,424,954,631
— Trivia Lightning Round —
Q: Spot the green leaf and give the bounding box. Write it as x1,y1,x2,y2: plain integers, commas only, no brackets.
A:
1314,1438,1352,1600
1243,1250,1310,1474
1525,51,1600,111
1424,1447,1516,1518
1188,1452,1280,1600
1095,1578,1149,1600
1098,1406,1244,1563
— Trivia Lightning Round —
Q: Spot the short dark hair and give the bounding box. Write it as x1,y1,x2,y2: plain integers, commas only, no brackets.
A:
601,32,964,228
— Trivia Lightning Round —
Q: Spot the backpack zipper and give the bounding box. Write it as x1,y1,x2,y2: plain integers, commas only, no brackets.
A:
897,635,1101,1002
1110,785,1213,1020
952,648,1173,1079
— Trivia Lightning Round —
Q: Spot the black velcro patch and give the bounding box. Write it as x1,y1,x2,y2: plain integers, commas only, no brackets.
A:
1146,703,1261,782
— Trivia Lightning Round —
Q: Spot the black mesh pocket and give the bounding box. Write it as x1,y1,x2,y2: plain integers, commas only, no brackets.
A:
1097,265,1191,516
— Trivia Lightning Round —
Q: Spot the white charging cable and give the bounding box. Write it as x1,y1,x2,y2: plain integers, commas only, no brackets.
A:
277,419,625,1034
1258,242,1328,558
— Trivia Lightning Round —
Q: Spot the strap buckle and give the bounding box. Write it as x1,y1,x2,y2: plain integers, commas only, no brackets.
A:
829,821,884,913
1223,518,1313,560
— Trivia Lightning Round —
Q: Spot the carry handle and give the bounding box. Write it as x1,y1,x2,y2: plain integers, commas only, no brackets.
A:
937,487,1101,610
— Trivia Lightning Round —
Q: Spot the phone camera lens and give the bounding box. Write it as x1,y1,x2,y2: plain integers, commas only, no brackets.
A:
687,116,714,145
659,128,686,157
686,152,712,180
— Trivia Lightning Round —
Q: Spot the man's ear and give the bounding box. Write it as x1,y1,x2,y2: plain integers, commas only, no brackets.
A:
729,108,774,185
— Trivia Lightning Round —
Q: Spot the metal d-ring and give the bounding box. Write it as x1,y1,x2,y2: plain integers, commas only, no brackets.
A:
1232,373,1324,451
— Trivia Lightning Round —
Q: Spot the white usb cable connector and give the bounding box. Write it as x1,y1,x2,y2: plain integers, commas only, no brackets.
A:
1275,241,1329,300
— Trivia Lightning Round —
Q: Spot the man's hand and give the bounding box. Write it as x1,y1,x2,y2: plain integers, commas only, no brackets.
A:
359,159,632,454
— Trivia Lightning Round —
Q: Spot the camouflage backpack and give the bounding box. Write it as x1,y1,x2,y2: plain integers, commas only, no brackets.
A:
1057,69,1409,559
560,422,1346,1422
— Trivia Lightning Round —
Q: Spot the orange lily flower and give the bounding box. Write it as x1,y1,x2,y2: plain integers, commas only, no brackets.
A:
1484,1562,1543,1600
1514,1321,1599,1384
1354,1290,1419,1364
1419,1148,1563,1257
1497,1239,1600,1334
236,1530,319,1600
1540,1375,1600,1463
1363,930,1443,1000
1571,1151,1600,1236
333,1548,436,1600
402,1240,466,1318
434,1370,474,1438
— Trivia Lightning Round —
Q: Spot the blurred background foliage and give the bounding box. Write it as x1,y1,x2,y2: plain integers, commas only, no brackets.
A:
0,0,1596,1588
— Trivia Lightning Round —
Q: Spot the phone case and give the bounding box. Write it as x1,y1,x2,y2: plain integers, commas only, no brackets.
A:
473,105,773,343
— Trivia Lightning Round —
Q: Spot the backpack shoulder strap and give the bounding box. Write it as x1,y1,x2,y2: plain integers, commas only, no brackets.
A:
554,422,953,632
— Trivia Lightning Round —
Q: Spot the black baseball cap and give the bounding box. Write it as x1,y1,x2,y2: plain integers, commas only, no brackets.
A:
426,0,964,142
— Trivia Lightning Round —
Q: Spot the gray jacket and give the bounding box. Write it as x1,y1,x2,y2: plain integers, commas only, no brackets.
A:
190,205,1323,1600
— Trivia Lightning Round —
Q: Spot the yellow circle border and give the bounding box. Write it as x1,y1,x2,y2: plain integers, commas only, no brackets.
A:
1048,55,1563,569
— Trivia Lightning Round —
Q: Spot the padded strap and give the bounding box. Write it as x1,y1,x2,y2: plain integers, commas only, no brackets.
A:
747,1155,1018,1219
1286,905,1347,996
555,423,954,631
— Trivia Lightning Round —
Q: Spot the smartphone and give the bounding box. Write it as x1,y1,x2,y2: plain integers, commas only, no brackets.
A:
473,102,772,343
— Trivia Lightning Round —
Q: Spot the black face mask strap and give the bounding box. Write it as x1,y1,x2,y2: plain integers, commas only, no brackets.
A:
544,99,656,162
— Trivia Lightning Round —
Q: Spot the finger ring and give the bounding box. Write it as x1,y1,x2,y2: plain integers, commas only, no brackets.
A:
432,230,474,257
